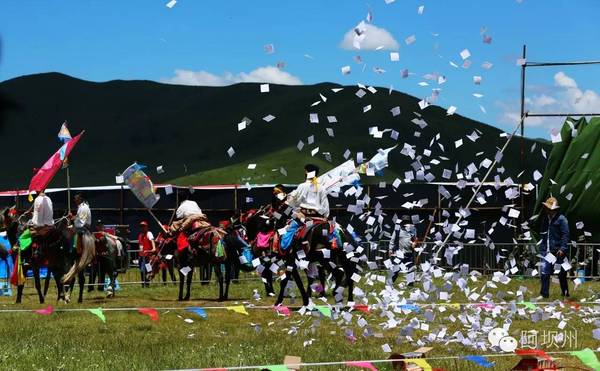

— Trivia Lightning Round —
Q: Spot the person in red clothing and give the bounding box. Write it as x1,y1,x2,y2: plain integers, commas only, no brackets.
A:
138,221,156,288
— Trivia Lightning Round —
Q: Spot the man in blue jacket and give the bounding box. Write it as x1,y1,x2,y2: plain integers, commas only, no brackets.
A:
539,197,570,298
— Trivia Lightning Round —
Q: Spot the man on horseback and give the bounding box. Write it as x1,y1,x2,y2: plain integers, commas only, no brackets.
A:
170,190,208,233
286,164,329,219
31,190,54,229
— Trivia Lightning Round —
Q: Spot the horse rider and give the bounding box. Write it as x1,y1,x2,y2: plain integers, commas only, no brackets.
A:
280,164,330,251
30,189,54,235
69,193,92,253
286,164,330,219
389,219,417,284
170,189,209,233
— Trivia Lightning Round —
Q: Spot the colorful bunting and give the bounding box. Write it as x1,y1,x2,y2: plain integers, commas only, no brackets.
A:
462,355,494,368
33,305,54,315
274,305,291,317
88,307,106,323
263,365,288,371
186,307,207,319
398,304,421,312
405,358,432,371
315,305,332,318
226,305,249,316
354,304,370,313
569,349,600,370
518,301,537,310
346,361,378,370
138,308,159,321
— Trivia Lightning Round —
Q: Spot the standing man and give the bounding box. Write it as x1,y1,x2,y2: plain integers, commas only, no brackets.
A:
138,221,156,288
540,196,570,298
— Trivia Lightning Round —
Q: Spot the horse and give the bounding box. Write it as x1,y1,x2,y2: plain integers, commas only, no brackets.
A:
63,231,128,303
148,223,254,301
274,217,359,307
242,206,284,297
8,214,73,304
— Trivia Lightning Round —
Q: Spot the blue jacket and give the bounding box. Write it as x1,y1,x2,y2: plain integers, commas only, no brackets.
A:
540,213,569,254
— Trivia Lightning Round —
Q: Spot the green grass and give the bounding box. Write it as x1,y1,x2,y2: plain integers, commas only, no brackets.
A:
0,270,598,370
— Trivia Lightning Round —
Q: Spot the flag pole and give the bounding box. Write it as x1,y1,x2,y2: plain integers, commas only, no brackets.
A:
67,166,71,213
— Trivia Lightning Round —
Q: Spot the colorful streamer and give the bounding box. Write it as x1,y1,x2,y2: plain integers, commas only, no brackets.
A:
33,305,54,315
226,305,249,316
462,355,494,368
138,307,159,321
88,307,106,323
186,307,207,319
346,361,378,370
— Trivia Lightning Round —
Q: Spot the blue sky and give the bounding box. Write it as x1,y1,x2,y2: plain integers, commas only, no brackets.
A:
1,0,599,139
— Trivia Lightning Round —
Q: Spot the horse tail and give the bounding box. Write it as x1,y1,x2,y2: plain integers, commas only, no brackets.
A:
62,233,95,283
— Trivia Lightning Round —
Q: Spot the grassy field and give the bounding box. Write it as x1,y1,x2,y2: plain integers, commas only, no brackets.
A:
0,269,598,371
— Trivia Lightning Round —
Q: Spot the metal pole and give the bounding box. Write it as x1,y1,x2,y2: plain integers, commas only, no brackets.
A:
519,44,527,239
233,185,238,212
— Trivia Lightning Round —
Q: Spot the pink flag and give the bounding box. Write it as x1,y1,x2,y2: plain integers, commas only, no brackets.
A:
346,361,378,371
29,131,84,193
33,305,54,315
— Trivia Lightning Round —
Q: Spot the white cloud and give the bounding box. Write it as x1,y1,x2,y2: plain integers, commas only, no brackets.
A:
498,71,600,130
554,71,577,89
163,66,302,86
340,22,399,51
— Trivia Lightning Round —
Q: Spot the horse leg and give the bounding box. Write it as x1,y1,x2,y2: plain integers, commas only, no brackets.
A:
33,266,44,304
168,259,176,284
263,261,274,296
77,269,85,303
184,263,192,301
275,273,290,306
318,264,327,297
224,263,231,300
345,261,355,304
15,266,28,304
178,269,185,301
43,270,51,297
215,264,224,301
292,268,309,307
54,269,65,301
16,284,24,304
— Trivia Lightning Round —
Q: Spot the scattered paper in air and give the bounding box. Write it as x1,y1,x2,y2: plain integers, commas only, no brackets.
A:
460,49,471,60
166,0,177,8
227,147,235,158
447,106,457,115
247,164,256,170
390,52,400,62
260,84,270,93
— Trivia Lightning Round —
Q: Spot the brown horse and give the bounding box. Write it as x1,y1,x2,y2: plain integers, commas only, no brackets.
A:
148,223,254,301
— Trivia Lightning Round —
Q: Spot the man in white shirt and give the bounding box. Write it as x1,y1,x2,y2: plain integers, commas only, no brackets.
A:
286,164,330,218
31,191,54,227
170,190,208,233
73,193,92,231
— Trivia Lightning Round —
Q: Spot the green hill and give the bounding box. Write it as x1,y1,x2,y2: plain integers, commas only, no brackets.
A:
0,72,549,189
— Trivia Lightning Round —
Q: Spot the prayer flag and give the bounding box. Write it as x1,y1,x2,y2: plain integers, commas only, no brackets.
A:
570,348,600,370
28,131,84,194
462,355,494,368
346,361,378,371
57,121,72,142
122,163,160,209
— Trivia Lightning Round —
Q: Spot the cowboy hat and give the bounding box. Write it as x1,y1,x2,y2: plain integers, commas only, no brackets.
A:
542,196,560,210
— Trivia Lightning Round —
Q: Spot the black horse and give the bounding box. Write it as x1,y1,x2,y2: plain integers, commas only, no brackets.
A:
274,218,359,307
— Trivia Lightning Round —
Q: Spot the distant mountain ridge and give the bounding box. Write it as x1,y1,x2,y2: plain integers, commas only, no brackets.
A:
0,72,549,190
